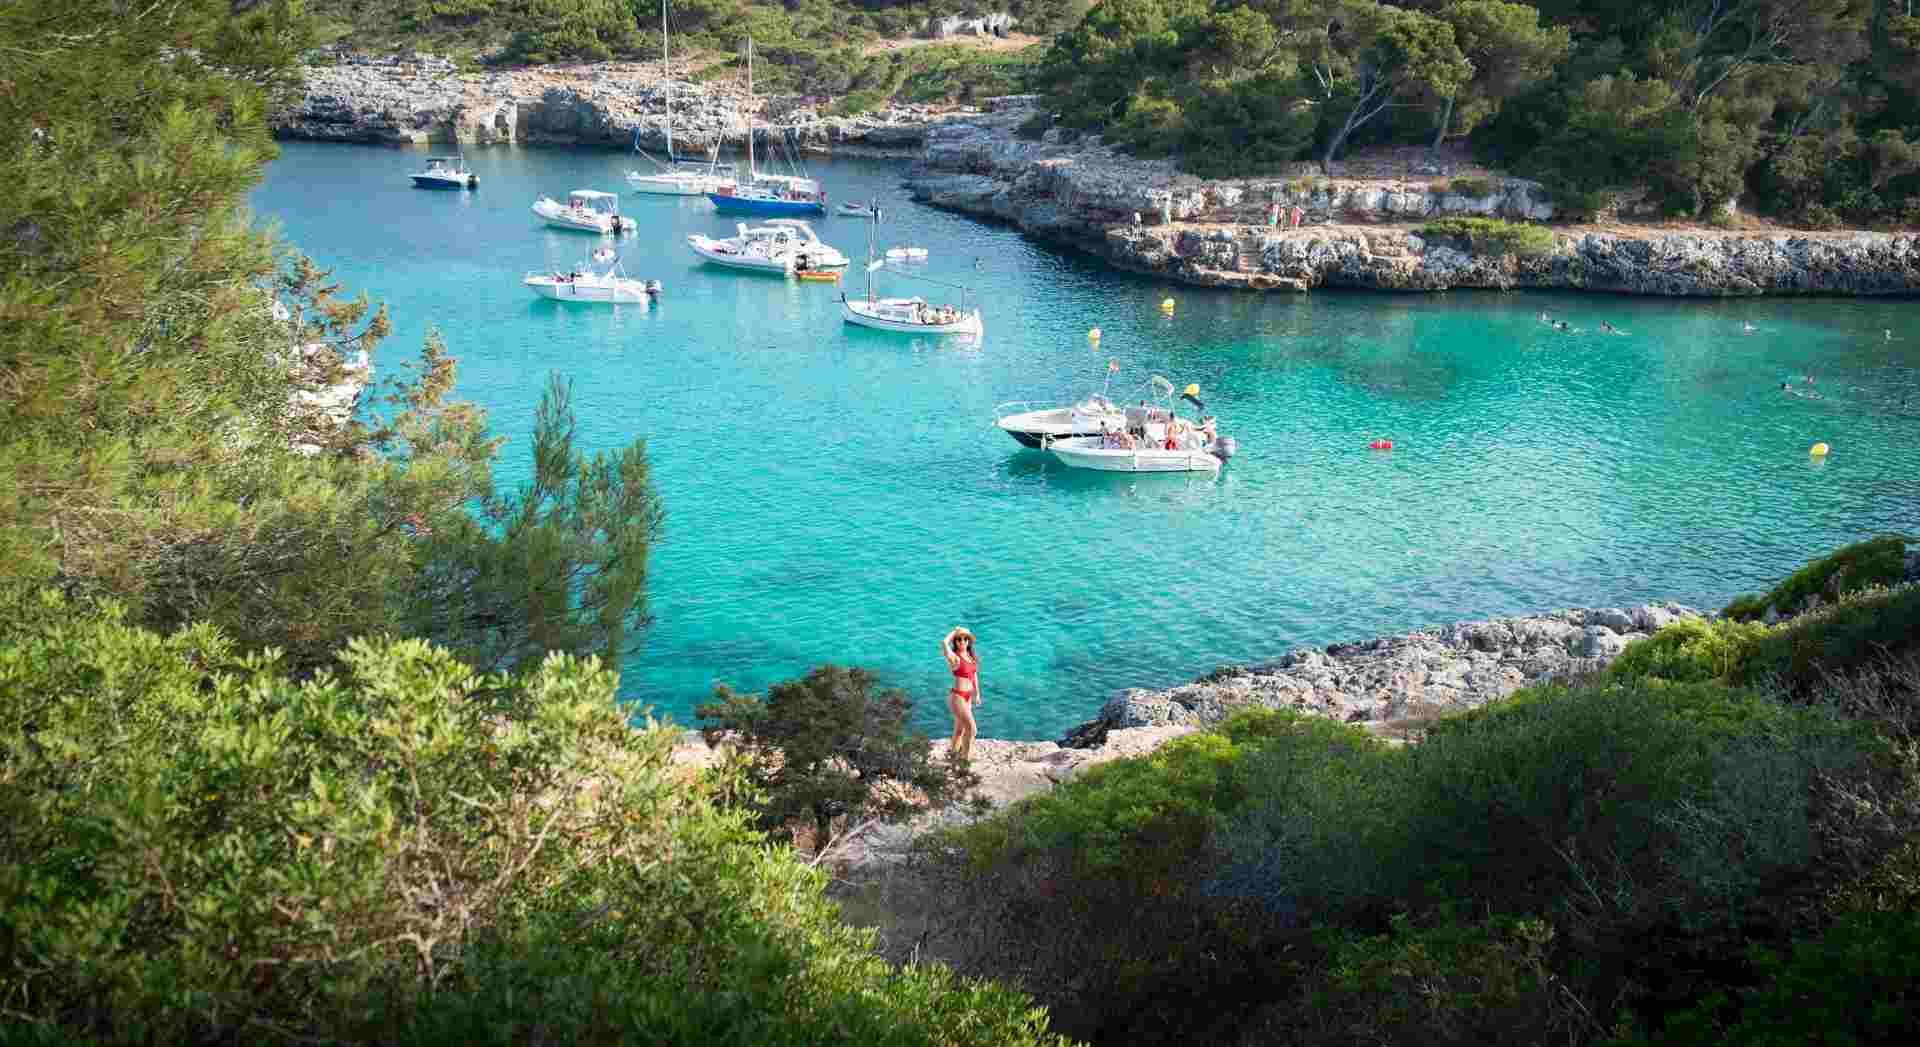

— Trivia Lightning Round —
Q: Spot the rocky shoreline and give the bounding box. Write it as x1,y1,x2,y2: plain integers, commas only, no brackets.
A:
906,104,1920,296
279,57,1916,296
273,50,976,154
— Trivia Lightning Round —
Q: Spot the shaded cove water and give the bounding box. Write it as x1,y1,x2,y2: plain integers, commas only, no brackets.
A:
254,142,1920,739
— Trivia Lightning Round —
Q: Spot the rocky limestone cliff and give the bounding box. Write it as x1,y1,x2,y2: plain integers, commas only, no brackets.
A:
907,105,1920,296
276,51,969,153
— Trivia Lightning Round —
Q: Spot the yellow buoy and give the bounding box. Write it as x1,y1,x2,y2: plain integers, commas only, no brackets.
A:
1184,383,1200,397
1088,327,1102,341
1810,442,1830,457
1159,298,1176,312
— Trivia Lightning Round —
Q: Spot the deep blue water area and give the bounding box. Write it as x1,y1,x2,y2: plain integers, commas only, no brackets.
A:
254,142,1920,738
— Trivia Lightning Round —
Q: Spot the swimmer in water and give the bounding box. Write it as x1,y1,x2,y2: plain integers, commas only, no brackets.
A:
1804,374,1816,385
1555,321,1571,332
1600,321,1616,334
1888,329,1895,341
1743,321,1757,333
1539,311,1550,324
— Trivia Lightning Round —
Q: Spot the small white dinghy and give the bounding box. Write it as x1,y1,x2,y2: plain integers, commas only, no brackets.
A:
885,246,929,261
532,190,638,234
525,248,659,304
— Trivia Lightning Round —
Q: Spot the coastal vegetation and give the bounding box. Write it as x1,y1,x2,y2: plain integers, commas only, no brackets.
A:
1038,0,1920,225
1420,215,1556,256
905,542,1920,1044
0,3,1066,1040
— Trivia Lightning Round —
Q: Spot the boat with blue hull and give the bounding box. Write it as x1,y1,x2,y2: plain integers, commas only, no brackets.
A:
704,37,827,217
708,178,826,217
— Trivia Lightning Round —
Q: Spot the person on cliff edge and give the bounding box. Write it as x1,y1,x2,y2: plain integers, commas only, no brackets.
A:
943,627,981,763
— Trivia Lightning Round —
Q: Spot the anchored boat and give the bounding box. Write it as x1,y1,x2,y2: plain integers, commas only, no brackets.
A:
1043,377,1238,473
532,190,637,234
840,203,982,336
687,219,847,274
411,154,477,189
627,1,733,196
524,248,659,304
704,39,828,217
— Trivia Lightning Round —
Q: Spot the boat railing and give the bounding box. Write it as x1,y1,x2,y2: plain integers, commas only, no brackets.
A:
992,400,1054,425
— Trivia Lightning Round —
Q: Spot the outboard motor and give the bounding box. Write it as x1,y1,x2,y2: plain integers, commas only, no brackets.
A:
1210,435,1238,462
645,280,662,296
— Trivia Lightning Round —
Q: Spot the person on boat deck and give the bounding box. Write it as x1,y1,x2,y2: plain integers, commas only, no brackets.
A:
1200,416,1218,443
1164,414,1187,450
942,627,980,763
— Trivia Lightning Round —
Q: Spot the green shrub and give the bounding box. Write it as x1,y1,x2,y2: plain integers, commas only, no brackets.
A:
1722,535,1911,621
1605,618,1775,685
1734,583,1920,692
1618,907,1920,1046
830,87,886,116
696,664,975,846
913,710,1360,1041
1420,216,1556,257
0,592,1070,1045
1444,176,1498,197
1238,913,1602,1047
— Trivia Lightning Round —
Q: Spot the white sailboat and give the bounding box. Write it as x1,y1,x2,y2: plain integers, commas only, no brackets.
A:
524,248,660,304
841,204,982,336
628,0,731,196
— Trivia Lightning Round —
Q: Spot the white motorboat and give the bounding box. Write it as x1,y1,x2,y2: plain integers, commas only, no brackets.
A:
1046,433,1234,473
840,204,982,335
532,190,638,233
687,219,847,274
411,154,477,189
627,1,732,196
838,202,878,217
1042,376,1238,473
994,394,1127,448
885,246,929,261
525,248,660,304
843,295,983,335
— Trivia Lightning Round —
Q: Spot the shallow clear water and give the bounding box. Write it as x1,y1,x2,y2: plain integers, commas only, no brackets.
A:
254,142,1920,739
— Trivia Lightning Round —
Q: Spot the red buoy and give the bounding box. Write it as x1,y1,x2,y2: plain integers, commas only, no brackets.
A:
1368,439,1393,450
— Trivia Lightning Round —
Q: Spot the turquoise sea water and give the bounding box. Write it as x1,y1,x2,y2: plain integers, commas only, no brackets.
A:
254,142,1920,739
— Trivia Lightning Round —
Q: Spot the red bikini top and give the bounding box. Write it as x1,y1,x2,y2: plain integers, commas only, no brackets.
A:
952,654,977,681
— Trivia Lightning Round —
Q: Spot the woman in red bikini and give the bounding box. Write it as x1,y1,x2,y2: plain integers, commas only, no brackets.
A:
942,626,980,762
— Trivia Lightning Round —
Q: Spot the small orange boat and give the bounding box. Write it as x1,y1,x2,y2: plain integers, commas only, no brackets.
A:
796,269,841,282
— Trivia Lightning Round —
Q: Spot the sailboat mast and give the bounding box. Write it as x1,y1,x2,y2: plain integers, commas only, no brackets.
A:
745,38,755,180
867,205,876,302
661,0,672,161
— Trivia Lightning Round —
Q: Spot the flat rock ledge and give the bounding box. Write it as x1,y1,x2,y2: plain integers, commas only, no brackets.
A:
275,51,985,153
906,105,1920,296
1059,602,1699,750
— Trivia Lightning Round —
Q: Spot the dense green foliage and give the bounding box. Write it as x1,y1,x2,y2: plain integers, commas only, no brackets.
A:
1031,0,1920,224
1420,215,1556,255
2,1,665,680
698,665,978,845
0,596,1070,1044
1,4,1072,1039
915,542,1920,1044
1724,534,1911,620
315,1,1066,97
